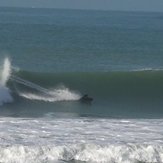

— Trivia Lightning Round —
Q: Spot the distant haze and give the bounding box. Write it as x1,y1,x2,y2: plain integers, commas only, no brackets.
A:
0,0,163,12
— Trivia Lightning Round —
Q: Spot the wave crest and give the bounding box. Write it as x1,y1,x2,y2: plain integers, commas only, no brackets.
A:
0,58,13,106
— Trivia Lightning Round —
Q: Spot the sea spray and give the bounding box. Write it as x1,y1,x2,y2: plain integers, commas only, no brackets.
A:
10,73,81,102
1,58,11,86
19,86,81,102
0,58,13,105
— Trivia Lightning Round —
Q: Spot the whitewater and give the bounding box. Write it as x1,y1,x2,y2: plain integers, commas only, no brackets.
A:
1,117,163,163
0,58,13,106
0,58,80,105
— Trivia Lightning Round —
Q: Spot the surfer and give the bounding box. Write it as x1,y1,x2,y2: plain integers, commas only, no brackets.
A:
80,94,93,103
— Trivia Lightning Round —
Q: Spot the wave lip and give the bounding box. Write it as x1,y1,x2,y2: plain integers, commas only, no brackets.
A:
1,58,11,86
0,58,13,106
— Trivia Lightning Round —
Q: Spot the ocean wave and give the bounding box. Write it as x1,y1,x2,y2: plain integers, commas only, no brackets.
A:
0,58,80,104
11,69,163,100
2,64,163,117
10,75,81,102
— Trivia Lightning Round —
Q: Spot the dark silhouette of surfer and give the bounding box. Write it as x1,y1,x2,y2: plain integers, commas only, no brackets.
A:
80,94,93,103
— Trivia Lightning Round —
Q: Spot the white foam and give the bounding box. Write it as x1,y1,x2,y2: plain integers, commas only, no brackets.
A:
19,87,81,102
0,58,13,105
0,118,163,162
0,144,162,163
132,67,163,72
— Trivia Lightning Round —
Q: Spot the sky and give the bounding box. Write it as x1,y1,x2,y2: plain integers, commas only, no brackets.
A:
0,0,163,12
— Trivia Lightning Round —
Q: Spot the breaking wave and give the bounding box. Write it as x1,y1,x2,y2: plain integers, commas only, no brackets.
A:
12,69,163,100
0,58,13,106
2,59,163,117
0,58,81,104
10,71,81,102
0,144,163,163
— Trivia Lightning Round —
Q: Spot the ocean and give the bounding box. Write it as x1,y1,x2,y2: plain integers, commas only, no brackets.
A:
0,7,163,162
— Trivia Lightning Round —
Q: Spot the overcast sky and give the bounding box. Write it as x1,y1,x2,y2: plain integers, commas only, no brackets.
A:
0,0,163,12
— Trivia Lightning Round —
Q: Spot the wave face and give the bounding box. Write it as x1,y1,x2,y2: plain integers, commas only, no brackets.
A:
19,87,80,102
12,70,163,100
4,69,163,118
0,58,13,106
10,75,81,103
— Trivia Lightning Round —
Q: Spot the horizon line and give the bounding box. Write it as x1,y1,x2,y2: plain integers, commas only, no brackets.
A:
0,5,163,14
